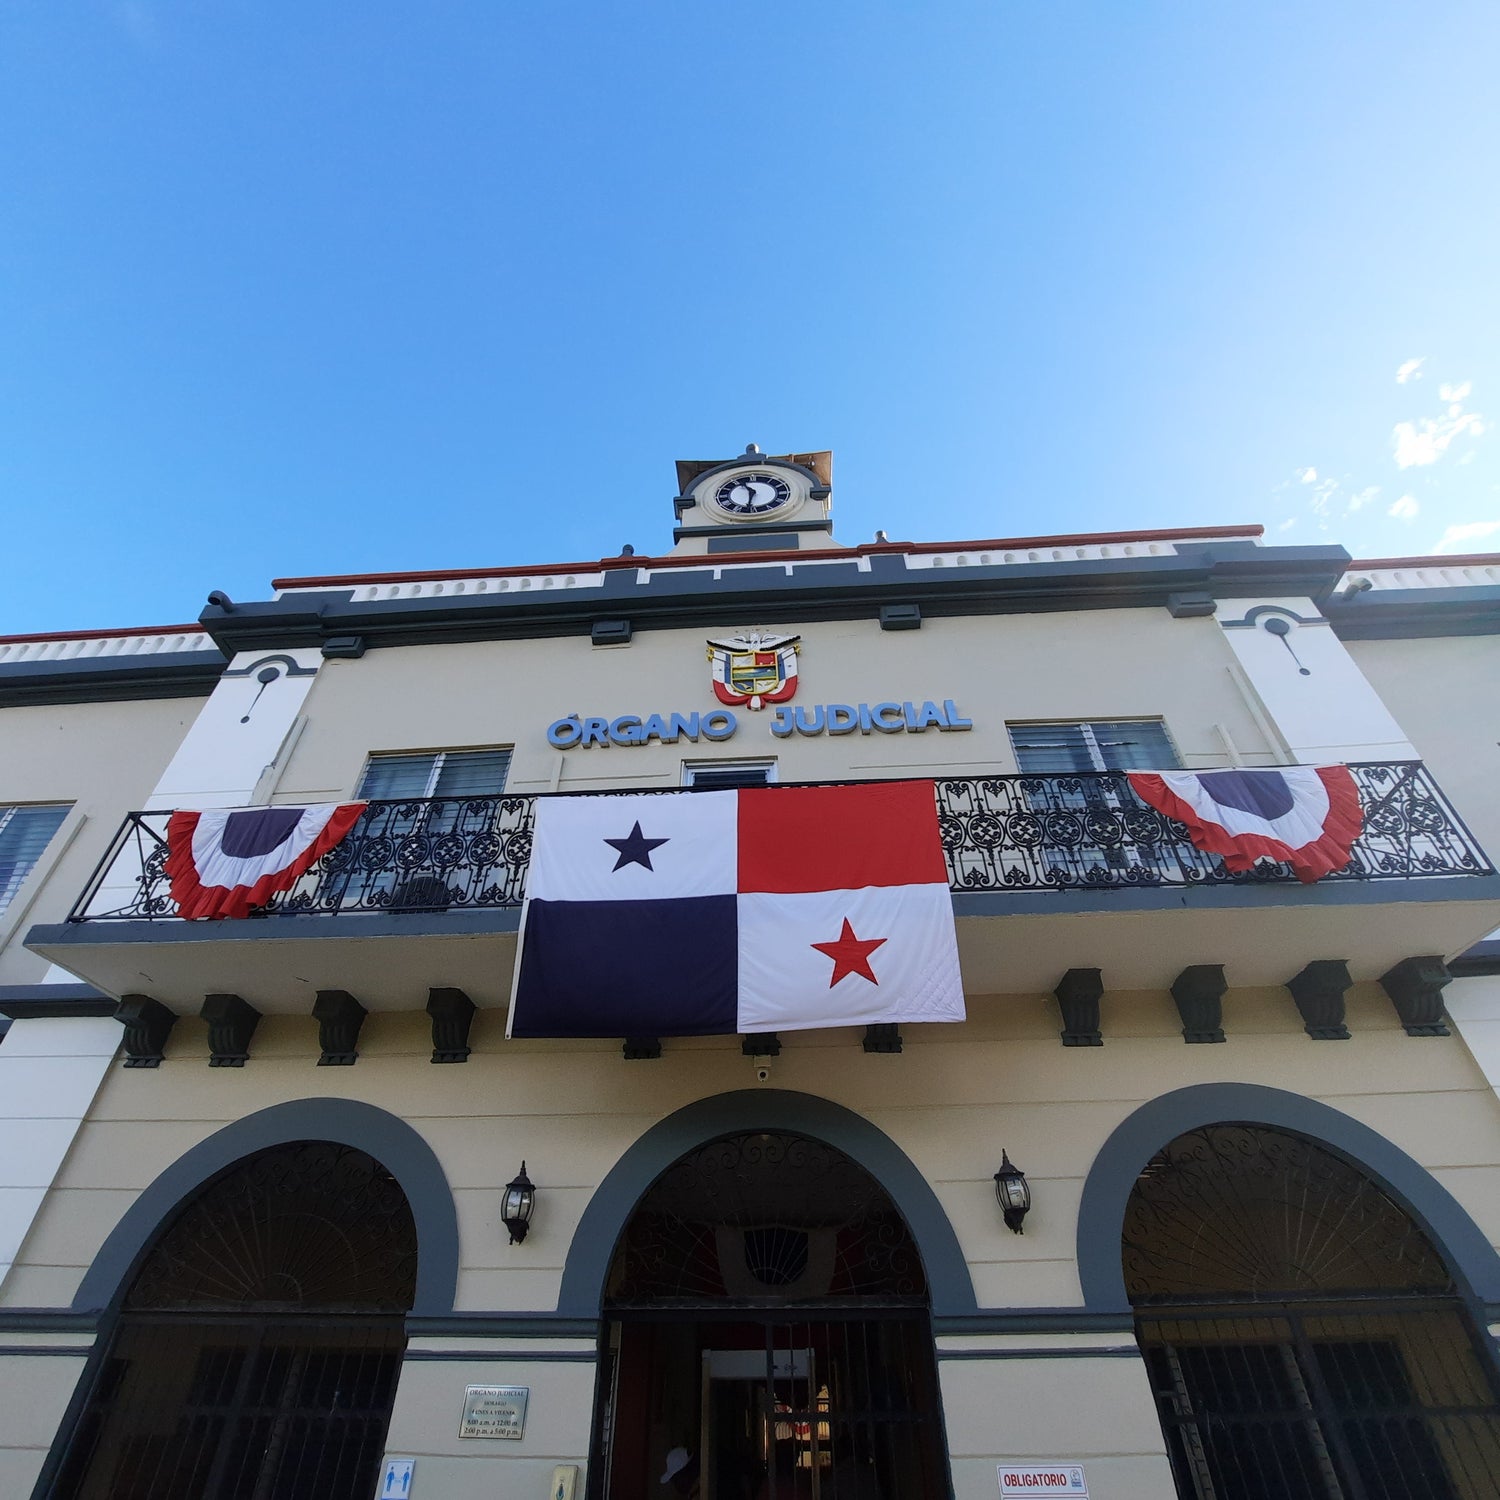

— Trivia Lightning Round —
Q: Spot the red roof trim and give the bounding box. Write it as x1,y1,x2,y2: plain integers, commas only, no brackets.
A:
0,623,206,646
273,524,1264,591
1346,553,1500,570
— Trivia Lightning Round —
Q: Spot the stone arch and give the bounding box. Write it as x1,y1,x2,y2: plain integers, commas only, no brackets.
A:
557,1088,977,1317
71,1097,460,1317
1076,1082,1500,1313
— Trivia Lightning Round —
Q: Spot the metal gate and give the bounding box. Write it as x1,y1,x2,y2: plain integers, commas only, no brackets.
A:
1139,1301,1500,1500
598,1310,945,1500
52,1313,407,1500
46,1141,418,1500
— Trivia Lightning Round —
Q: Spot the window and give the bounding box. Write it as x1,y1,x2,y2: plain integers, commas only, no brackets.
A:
1008,720,1180,774
0,803,70,916
356,749,511,800
681,760,777,791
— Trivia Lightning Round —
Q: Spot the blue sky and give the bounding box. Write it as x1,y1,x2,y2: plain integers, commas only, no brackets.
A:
2,3,1497,633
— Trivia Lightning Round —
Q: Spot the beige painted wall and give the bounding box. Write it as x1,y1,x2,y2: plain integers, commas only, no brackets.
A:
269,609,1274,803
11,983,1500,1313
0,1337,90,1497
1346,634,1500,860
8,985,1500,1488
0,695,201,984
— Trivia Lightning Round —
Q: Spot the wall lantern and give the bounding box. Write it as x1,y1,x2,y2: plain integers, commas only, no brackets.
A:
502,1161,536,1244
993,1151,1031,1234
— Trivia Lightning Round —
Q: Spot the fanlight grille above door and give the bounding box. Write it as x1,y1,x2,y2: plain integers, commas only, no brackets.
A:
126,1141,419,1313
605,1132,926,1305
1123,1124,1452,1303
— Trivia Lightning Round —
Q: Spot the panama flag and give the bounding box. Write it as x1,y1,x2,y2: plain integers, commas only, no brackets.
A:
508,781,965,1038
166,803,367,920
1126,766,1363,883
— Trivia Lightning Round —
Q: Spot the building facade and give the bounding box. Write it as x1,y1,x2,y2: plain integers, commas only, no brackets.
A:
2,448,1499,1500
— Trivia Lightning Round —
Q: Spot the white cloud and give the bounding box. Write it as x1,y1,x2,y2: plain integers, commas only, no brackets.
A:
1431,520,1500,554
1296,467,1318,484
1277,518,1298,531
1393,388,1486,468
1388,495,1420,521
1439,381,1472,402
1345,486,1379,514
1396,358,1426,384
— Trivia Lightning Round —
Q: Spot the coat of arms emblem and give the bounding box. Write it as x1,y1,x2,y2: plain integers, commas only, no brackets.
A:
706,631,801,710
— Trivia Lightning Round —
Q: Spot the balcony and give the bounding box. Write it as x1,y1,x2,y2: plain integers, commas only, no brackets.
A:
26,763,1500,1014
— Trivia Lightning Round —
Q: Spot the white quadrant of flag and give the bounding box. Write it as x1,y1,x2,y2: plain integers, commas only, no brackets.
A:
523,791,738,901
738,884,963,1033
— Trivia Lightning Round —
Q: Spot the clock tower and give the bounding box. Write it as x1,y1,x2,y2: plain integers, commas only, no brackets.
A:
668,445,838,555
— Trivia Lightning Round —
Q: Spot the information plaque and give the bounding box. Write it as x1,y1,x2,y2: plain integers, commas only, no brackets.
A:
459,1384,529,1440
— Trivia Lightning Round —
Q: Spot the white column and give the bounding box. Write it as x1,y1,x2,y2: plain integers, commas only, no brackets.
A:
1217,598,1417,763
4,646,330,1297
0,1017,120,1293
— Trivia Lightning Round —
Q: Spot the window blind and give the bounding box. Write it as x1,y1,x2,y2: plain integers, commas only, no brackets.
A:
357,749,511,801
1009,721,1179,774
0,803,71,914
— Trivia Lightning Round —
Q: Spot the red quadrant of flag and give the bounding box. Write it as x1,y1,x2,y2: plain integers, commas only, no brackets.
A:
738,781,949,892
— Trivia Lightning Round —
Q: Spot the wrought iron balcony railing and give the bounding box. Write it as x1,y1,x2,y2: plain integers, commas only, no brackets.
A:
65,762,1492,924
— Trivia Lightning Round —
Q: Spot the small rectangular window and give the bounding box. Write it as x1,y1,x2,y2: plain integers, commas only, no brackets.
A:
1008,720,1180,774
357,749,511,800
0,803,71,915
681,760,778,791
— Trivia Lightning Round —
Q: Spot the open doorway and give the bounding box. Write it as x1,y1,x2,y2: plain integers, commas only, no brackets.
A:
589,1131,948,1499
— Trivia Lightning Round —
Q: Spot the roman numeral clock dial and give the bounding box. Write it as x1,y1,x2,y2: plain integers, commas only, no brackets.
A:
713,472,791,517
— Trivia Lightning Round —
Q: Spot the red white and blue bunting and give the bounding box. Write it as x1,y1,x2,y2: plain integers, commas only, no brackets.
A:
166,803,367,920
1126,766,1363,883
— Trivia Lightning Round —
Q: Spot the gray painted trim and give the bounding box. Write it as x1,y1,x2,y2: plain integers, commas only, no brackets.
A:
0,1310,99,1335
930,1309,1134,1335
557,1089,977,1318
952,871,1500,919
71,1098,460,1316
1450,940,1500,978
673,520,834,540
402,1348,598,1363
198,545,1354,658
0,984,115,1019
221,652,318,678
1219,604,1330,629
0,652,224,707
936,1346,1141,1361
27,905,521,954
1327,585,1500,640
406,1314,599,1339
0,1345,93,1358
1076,1083,1500,1313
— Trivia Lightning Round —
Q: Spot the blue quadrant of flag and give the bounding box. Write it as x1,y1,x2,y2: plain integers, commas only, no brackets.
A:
510,895,738,1037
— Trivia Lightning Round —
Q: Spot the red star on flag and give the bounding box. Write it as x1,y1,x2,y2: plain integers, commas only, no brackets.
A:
811,918,887,987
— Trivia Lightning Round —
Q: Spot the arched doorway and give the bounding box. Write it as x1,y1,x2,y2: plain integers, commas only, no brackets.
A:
1125,1123,1500,1499
592,1130,947,1499
51,1140,417,1500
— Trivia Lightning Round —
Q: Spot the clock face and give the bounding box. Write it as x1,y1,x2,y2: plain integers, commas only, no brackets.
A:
714,471,792,517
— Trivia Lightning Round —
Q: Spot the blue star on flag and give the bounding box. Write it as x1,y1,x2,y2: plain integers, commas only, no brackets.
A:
604,820,670,872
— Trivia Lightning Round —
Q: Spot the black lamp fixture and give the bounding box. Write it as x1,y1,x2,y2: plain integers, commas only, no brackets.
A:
502,1161,536,1245
993,1151,1031,1235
